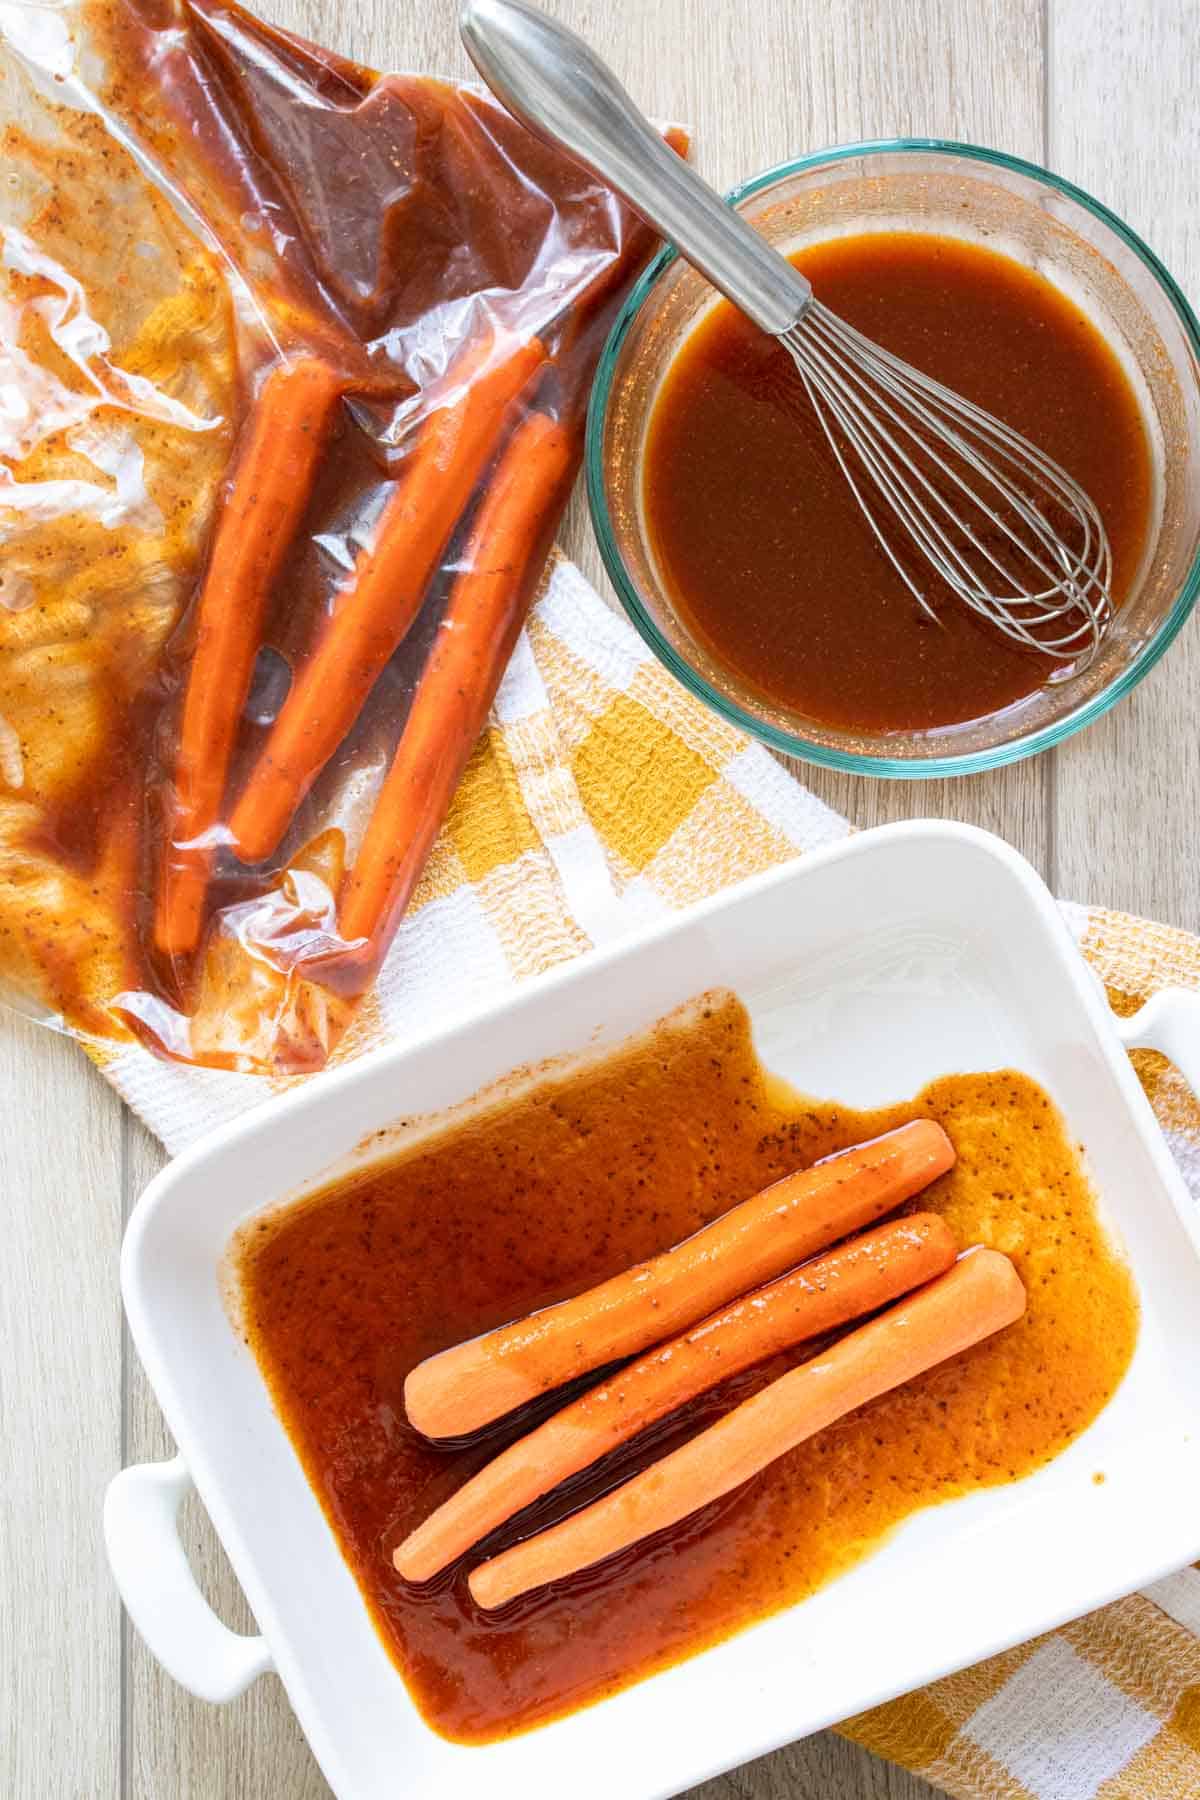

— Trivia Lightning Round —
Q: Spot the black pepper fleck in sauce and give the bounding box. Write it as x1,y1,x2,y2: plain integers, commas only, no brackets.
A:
232,990,1138,1743
643,233,1153,732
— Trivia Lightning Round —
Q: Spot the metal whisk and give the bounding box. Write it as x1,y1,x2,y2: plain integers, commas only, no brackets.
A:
461,0,1114,669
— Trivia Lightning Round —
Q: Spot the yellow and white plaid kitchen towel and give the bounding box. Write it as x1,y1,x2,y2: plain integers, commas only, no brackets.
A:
90,553,1200,1800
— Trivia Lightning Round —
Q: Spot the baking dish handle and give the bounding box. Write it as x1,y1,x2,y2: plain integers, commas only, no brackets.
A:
1114,988,1200,1100
104,1454,274,1702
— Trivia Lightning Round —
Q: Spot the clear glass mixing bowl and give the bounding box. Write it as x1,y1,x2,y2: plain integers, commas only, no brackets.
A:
586,140,1200,777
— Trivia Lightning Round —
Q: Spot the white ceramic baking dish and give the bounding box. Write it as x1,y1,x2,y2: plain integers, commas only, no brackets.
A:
106,821,1200,1800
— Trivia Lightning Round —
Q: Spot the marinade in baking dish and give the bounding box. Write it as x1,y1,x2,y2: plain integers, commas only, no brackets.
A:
231,990,1137,1742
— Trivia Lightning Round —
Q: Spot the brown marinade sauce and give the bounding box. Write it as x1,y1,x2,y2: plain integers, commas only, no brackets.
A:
233,990,1138,1742
643,233,1152,732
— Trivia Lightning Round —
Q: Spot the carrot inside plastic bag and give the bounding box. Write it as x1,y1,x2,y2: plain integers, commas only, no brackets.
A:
0,0,685,1071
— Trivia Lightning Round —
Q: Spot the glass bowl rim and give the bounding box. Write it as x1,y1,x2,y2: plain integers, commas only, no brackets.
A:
584,135,1200,779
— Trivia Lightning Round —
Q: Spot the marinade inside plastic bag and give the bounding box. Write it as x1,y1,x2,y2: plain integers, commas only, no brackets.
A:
0,0,678,1070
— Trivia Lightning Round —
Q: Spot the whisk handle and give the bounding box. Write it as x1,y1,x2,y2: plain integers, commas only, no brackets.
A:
460,0,812,335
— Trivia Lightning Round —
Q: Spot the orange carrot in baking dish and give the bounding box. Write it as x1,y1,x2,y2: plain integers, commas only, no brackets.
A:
469,1248,1026,1609
337,408,575,950
154,356,344,957
394,1211,957,1581
403,1119,955,1440
227,328,546,864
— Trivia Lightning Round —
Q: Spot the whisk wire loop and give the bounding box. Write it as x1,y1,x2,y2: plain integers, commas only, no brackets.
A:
796,325,1103,651
785,300,1113,664
804,310,1099,606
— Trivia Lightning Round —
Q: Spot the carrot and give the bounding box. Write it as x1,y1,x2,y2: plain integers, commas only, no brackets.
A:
403,1119,955,1440
227,328,546,864
337,409,575,950
154,356,344,957
469,1248,1025,1608
337,154,698,958
394,1211,957,1580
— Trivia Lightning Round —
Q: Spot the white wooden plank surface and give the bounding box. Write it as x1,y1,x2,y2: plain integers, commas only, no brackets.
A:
2,1,1198,1798
1049,0,1200,930
1,1015,124,1800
